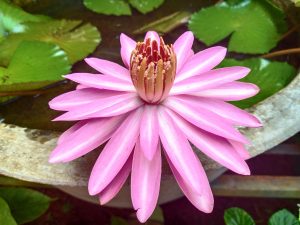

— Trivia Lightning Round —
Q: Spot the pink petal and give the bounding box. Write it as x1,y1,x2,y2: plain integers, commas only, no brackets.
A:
174,95,262,127
165,153,213,213
85,58,131,82
175,46,227,83
49,116,124,163
99,155,132,205
49,88,124,111
76,84,88,90
65,73,135,92
88,108,143,195
120,33,136,68
53,94,142,121
144,31,160,44
165,108,250,175
170,66,250,95
139,105,159,160
188,49,194,58
173,31,194,73
192,81,260,101
228,140,251,160
131,140,161,223
57,121,87,145
163,97,250,144
157,107,205,195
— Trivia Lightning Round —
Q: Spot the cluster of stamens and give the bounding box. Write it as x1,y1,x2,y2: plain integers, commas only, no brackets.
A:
130,37,176,104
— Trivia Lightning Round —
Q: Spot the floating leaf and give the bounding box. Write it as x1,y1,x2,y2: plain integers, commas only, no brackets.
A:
0,187,51,224
133,11,191,34
83,0,131,16
269,209,300,225
0,0,49,36
0,40,70,92
188,0,287,54
0,197,17,225
219,58,297,108
0,19,101,66
129,0,164,14
224,207,255,225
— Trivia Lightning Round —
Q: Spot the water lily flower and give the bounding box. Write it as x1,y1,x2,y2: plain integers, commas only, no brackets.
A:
49,31,261,223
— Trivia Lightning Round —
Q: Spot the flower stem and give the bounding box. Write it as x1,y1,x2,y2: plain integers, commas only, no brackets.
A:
278,24,300,41
262,48,300,59
0,89,47,97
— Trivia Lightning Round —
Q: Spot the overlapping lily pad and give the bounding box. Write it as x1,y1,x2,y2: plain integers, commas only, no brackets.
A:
129,0,164,14
188,0,287,54
0,19,101,66
83,0,165,15
83,0,131,16
0,0,49,37
0,41,70,92
220,58,297,108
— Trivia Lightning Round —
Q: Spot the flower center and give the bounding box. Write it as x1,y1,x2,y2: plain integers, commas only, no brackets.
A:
130,37,176,104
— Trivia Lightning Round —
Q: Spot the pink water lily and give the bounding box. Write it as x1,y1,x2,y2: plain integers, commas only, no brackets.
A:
49,31,261,223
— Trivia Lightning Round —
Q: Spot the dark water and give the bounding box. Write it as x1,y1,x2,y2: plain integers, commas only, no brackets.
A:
0,0,299,131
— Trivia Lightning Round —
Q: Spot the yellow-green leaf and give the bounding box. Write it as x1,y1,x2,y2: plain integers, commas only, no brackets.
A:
129,0,164,14
0,197,17,225
0,19,101,66
83,0,131,16
0,40,70,92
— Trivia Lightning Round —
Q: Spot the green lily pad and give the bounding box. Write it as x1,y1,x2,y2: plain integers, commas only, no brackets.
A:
188,0,287,54
219,58,297,109
224,207,255,225
83,0,165,15
0,187,51,224
268,209,300,225
83,0,131,16
0,197,17,225
0,0,49,36
129,0,164,14
0,40,70,92
0,19,101,66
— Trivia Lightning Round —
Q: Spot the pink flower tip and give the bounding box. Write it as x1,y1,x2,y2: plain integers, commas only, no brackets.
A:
99,196,110,205
136,208,152,223
48,154,62,163
201,201,214,213
51,116,62,122
240,66,251,76
84,57,98,64
251,117,263,127
63,74,71,80
88,181,101,196
213,46,227,55
239,164,251,176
